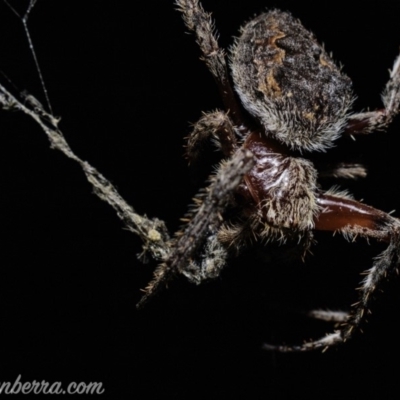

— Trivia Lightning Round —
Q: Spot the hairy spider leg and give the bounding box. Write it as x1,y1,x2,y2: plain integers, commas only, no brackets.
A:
175,0,244,125
315,53,400,180
136,149,255,309
185,110,239,163
344,53,400,135
264,194,400,351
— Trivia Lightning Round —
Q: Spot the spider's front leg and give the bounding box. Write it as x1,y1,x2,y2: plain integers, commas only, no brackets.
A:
264,192,400,352
175,0,244,124
181,232,229,284
137,148,254,308
344,53,400,135
181,117,245,281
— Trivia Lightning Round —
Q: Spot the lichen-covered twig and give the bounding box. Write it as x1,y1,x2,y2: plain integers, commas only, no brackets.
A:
0,84,170,262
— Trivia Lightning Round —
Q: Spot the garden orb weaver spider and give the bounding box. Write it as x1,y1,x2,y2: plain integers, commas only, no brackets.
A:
0,1,399,358
137,0,400,352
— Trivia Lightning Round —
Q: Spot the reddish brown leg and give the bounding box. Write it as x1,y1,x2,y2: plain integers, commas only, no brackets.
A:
344,109,391,135
314,193,393,241
264,193,400,352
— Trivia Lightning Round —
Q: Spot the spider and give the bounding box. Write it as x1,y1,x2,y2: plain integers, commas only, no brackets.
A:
136,0,400,352
0,1,398,354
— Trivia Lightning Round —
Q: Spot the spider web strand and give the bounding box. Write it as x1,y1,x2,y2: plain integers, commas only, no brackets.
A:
3,0,53,114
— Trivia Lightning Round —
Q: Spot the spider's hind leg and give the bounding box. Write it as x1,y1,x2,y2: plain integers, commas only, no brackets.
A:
263,193,400,352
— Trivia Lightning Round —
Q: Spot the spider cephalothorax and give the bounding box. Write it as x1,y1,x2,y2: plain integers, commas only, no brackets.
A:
136,0,400,352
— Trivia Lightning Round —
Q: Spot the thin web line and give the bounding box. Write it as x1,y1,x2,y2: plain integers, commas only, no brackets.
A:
3,0,53,114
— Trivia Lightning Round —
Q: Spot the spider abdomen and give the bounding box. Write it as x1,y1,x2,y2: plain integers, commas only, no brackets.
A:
231,10,354,152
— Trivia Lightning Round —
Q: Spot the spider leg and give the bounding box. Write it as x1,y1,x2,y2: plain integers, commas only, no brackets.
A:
136,148,254,308
344,53,400,135
318,162,367,180
175,0,244,124
263,192,400,352
181,233,229,284
306,309,349,323
186,110,240,163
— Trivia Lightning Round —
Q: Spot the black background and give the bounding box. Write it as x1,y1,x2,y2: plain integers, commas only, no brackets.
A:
1,0,400,398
